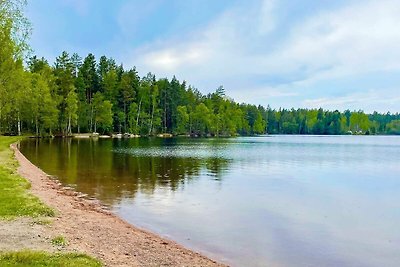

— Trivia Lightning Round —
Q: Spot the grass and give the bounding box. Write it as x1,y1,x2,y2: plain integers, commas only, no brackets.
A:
0,167,55,218
0,136,21,169
0,251,102,267
0,136,54,219
32,218,53,225
51,236,68,247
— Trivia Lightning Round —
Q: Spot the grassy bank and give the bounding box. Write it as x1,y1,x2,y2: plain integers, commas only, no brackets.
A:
0,251,101,267
0,137,53,219
0,136,101,266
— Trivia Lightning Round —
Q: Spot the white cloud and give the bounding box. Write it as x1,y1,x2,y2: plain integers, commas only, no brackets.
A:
131,0,278,80
230,85,298,105
303,89,400,113
140,44,208,71
127,0,400,110
267,0,400,79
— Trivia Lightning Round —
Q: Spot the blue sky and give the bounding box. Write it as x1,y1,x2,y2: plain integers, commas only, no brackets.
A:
26,0,400,113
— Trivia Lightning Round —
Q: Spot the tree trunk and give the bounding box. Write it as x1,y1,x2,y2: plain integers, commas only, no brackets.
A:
136,98,142,134
17,112,21,136
189,114,192,135
123,102,126,133
68,115,71,135
90,104,94,132
164,91,167,133
35,116,39,137
149,102,154,136
216,115,219,137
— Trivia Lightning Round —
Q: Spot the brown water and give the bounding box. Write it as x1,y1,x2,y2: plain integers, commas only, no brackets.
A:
20,136,400,267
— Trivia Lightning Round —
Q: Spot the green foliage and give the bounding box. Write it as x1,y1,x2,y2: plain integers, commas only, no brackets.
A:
176,106,189,134
253,112,266,134
0,251,102,267
192,103,211,135
93,92,113,133
386,120,400,135
0,0,31,59
51,236,67,247
65,89,78,135
27,72,58,135
1,45,399,136
350,111,370,133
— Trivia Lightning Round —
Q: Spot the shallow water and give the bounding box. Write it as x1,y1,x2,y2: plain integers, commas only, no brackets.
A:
20,136,400,267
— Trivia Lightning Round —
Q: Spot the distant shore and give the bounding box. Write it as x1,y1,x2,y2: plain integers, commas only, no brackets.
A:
12,143,226,267
23,132,400,139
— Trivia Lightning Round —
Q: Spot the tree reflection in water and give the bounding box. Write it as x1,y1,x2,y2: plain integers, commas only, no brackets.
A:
20,138,231,205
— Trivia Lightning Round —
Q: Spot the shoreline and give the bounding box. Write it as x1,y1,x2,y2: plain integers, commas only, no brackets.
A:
11,143,226,267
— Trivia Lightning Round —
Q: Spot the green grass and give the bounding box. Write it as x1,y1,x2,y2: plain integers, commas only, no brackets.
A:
0,251,102,267
51,236,68,247
32,218,53,225
0,136,21,169
0,136,54,219
0,167,55,219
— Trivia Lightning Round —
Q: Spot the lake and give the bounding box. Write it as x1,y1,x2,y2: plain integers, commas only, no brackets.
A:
19,135,400,267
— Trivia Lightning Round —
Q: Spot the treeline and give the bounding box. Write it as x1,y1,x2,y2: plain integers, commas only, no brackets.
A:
1,2,400,137
1,51,399,136
1,51,268,136
266,108,400,135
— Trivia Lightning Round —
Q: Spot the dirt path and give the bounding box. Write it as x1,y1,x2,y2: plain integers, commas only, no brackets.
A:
11,144,227,267
0,218,60,252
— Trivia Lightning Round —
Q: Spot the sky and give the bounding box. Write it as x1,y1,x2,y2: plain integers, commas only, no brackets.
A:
26,0,400,113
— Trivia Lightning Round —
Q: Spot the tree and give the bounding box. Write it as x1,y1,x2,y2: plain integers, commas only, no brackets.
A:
350,111,370,134
128,102,138,134
54,51,76,134
28,72,58,135
326,110,342,135
0,0,31,59
118,69,138,132
92,92,113,133
148,78,160,135
0,0,31,134
76,53,99,131
192,103,211,136
65,89,78,135
176,106,189,134
253,112,265,134
386,120,400,135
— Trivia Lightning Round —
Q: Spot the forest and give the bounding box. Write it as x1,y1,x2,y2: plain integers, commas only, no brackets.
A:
1,1,400,137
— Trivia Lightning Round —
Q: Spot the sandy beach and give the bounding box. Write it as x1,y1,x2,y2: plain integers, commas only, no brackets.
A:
10,143,227,267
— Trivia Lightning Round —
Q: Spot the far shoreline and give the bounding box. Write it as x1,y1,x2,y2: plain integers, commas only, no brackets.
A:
12,142,227,267
19,132,400,140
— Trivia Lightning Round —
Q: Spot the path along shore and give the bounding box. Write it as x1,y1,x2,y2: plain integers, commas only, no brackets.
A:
11,143,226,267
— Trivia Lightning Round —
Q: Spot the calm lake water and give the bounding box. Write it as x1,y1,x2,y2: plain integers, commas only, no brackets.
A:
20,136,400,267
